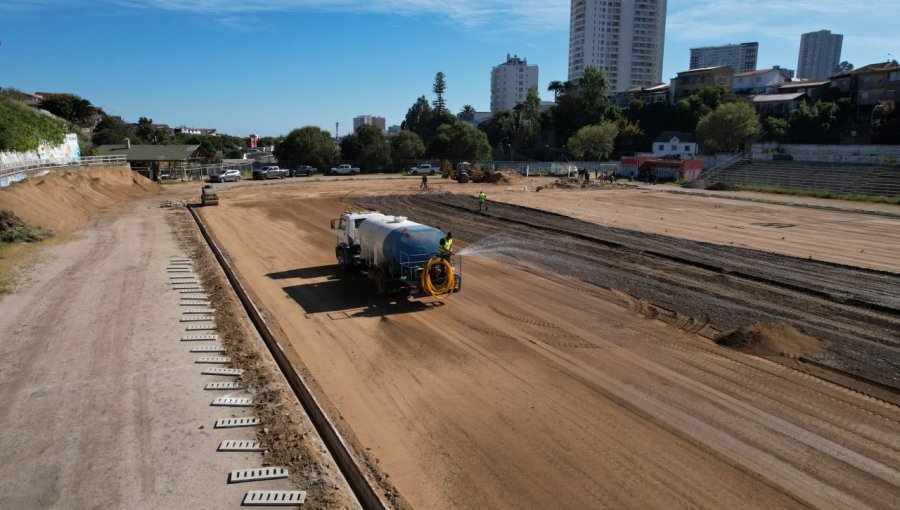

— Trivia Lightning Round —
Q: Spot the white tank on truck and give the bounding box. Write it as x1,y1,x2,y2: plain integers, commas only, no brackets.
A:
330,211,461,297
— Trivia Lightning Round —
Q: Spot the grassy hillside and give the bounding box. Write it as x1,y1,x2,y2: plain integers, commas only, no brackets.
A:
0,93,68,152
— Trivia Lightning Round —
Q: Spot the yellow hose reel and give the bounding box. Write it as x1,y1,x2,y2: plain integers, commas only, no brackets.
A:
422,257,456,298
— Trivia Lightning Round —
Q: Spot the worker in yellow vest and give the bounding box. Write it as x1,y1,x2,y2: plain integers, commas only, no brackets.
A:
445,232,453,253
478,191,486,211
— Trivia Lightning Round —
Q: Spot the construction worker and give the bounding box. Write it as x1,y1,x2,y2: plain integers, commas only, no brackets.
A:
437,237,452,259
421,173,428,190
478,190,486,211
445,232,453,253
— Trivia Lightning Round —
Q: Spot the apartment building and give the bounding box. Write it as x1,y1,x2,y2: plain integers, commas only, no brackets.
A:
671,66,734,101
797,30,843,80
490,54,539,114
352,115,386,134
568,0,667,92
690,42,758,74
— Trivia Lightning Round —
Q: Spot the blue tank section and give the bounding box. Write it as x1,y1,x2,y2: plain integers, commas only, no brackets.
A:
382,225,443,274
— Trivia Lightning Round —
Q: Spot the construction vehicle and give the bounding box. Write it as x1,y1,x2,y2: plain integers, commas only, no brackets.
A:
441,160,502,184
330,211,461,298
200,184,219,206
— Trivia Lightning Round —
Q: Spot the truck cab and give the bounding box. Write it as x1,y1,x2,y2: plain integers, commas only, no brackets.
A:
331,211,378,270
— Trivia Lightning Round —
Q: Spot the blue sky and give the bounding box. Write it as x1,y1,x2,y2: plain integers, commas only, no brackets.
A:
1,1,897,138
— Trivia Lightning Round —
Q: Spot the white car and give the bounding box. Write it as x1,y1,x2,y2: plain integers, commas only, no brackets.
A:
409,164,438,176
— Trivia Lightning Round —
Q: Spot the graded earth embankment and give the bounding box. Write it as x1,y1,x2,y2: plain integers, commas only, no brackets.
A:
0,165,162,232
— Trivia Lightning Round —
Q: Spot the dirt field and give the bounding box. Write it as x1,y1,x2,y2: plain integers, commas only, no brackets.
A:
197,176,900,509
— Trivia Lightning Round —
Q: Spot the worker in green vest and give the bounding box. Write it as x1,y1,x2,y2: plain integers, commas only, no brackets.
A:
445,232,453,253
478,190,486,211
437,238,452,259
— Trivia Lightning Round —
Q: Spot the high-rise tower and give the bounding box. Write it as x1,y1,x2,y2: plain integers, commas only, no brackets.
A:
491,54,539,113
797,30,843,80
690,42,758,73
568,0,667,92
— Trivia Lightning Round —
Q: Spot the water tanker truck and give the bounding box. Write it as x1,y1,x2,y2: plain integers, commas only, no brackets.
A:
330,211,461,297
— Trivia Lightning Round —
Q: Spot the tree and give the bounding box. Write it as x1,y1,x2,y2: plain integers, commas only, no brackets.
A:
340,124,391,171
91,128,126,146
871,100,900,144
833,61,854,74
274,126,340,171
579,67,610,124
547,80,565,100
519,85,542,142
784,101,839,143
567,121,619,160
614,118,646,156
695,102,761,152
432,71,447,114
390,130,426,169
427,123,491,161
459,105,476,121
402,96,434,140
39,93,97,126
135,117,171,144
762,116,789,141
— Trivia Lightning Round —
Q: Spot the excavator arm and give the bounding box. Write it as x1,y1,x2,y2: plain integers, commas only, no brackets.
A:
441,160,456,179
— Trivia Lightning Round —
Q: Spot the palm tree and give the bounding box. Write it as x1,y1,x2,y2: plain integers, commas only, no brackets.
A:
459,104,476,121
547,81,564,101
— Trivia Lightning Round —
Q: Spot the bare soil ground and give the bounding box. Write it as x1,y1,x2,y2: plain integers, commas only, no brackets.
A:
0,169,357,508
196,176,900,509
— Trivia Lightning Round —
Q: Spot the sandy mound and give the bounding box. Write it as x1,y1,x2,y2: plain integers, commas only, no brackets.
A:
545,177,583,190
496,168,526,185
715,322,827,359
0,165,163,232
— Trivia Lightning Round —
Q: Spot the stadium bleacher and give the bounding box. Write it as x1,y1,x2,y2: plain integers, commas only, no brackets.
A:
704,160,900,198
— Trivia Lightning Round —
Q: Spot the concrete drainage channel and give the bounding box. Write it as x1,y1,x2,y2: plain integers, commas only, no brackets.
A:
186,205,387,510
167,256,307,507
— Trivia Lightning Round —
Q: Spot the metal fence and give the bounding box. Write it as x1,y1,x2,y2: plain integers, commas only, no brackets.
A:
143,161,255,182
0,155,127,187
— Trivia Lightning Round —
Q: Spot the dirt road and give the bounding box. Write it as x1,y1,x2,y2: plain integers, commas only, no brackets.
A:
0,191,354,508
198,178,900,509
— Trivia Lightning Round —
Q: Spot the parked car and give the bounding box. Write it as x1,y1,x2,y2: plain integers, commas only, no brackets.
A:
409,163,438,176
290,165,317,177
253,166,287,179
329,164,360,175
209,169,242,182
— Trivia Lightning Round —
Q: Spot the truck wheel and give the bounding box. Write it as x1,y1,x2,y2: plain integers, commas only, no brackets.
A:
374,270,387,296
337,250,349,272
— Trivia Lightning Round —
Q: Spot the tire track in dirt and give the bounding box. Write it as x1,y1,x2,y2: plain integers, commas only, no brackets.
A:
353,194,900,392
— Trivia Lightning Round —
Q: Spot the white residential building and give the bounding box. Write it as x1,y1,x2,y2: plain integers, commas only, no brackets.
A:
690,42,758,74
797,30,843,81
490,54,538,114
652,131,697,158
567,0,667,92
732,67,792,94
352,115,386,133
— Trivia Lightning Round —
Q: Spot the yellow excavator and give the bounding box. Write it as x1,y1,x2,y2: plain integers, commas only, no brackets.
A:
441,160,502,184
